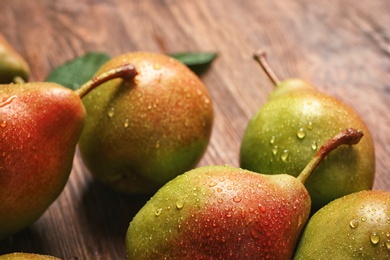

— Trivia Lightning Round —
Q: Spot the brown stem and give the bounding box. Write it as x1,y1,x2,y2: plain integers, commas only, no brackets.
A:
253,50,281,85
74,63,138,99
296,128,364,184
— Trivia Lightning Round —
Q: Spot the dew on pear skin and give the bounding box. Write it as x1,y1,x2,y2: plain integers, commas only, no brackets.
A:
153,63,161,70
209,181,217,187
386,240,390,251
0,95,17,107
107,107,115,117
270,136,275,144
296,128,306,139
1,120,6,128
361,217,367,222
349,219,359,229
233,196,242,203
124,118,129,128
272,146,278,155
176,201,184,210
154,208,162,216
311,141,318,151
370,232,380,245
281,150,289,162
307,121,313,130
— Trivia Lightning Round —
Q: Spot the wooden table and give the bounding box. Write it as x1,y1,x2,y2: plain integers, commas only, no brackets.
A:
1,0,389,259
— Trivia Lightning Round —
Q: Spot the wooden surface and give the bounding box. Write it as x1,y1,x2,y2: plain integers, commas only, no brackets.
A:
1,0,389,259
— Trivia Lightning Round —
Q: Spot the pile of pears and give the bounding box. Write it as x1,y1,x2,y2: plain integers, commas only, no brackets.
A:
1,35,213,242
0,33,386,259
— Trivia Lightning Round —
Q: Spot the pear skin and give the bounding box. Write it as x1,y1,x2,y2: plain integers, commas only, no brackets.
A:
294,190,390,259
126,128,363,259
240,90,375,211
0,82,85,240
0,34,30,83
78,52,214,194
0,252,60,260
240,51,375,211
126,165,311,259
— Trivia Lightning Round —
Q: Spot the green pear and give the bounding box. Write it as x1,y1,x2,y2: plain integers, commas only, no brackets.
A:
0,33,30,83
240,50,375,211
126,128,363,259
78,52,214,194
294,190,390,259
0,252,60,260
0,64,137,240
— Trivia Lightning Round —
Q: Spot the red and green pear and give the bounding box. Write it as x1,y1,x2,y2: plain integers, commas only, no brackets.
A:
0,33,30,84
240,51,375,211
126,128,363,259
294,190,390,259
78,52,214,194
0,64,136,240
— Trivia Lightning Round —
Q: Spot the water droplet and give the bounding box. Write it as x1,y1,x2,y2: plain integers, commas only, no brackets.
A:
349,219,359,229
370,232,380,245
209,181,217,187
281,150,289,162
386,240,390,251
107,107,115,117
311,141,318,151
270,136,275,144
0,95,17,107
307,121,313,130
153,63,161,70
272,146,278,155
258,204,266,212
217,198,223,203
233,196,242,203
124,119,129,128
176,201,184,210
361,217,367,222
1,121,6,128
296,128,306,139
154,208,162,216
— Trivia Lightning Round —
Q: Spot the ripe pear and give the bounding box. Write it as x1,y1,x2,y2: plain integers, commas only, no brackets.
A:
294,190,390,259
0,252,60,260
0,33,30,83
0,64,137,240
240,50,375,211
126,128,363,259
78,52,214,194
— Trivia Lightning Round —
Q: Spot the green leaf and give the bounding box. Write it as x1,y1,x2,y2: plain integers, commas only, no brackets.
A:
45,52,111,90
169,52,217,76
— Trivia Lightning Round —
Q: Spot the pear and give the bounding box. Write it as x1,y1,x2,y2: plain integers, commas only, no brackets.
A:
0,64,137,240
294,190,390,259
0,252,60,260
0,33,30,83
78,52,214,194
126,128,363,259
240,50,375,211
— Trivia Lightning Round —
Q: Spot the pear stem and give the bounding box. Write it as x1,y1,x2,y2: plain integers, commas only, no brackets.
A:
74,63,138,99
253,50,281,85
13,76,26,84
296,128,364,184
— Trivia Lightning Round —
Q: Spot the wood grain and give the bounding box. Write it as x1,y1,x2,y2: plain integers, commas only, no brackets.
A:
1,0,389,259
